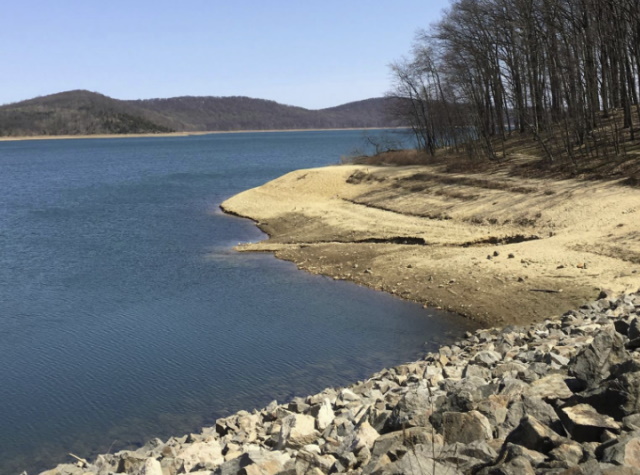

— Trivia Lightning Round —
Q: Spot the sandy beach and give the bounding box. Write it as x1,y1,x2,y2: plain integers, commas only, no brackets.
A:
221,163,640,327
0,131,220,142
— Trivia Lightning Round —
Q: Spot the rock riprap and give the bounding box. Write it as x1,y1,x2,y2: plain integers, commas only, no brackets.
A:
38,291,640,474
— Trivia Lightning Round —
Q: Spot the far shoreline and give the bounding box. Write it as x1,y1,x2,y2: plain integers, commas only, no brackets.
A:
0,127,406,143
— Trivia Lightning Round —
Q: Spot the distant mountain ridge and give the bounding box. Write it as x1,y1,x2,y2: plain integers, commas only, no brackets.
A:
0,90,402,137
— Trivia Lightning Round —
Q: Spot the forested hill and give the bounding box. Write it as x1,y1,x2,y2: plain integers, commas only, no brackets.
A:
0,90,401,137
132,96,398,131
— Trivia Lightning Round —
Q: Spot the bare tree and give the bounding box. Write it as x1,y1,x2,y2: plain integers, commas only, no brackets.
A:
388,0,640,165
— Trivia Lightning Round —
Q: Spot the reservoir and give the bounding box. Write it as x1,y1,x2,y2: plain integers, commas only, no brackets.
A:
0,131,477,473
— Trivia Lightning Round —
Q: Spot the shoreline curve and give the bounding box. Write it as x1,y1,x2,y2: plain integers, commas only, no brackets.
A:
220,163,640,327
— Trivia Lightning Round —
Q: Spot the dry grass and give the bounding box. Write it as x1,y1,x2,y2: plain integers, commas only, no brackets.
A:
347,149,432,167
350,108,640,185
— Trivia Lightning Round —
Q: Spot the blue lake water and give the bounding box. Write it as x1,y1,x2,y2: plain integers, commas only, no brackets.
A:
0,130,477,473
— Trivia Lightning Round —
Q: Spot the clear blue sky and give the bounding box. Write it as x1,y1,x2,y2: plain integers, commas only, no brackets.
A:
2,1,450,109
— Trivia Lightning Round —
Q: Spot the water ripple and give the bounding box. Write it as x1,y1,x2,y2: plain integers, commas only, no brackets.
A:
0,132,477,474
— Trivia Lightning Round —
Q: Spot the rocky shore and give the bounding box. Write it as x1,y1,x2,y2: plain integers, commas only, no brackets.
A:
40,290,640,474
36,162,640,474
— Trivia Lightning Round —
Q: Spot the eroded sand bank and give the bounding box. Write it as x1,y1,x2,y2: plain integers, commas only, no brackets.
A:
221,164,640,327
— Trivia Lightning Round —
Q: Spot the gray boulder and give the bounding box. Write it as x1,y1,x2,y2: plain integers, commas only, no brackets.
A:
601,437,640,468
560,404,621,442
504,416,564,454
570,325,629,388
386,383,436,430
442,411,493,444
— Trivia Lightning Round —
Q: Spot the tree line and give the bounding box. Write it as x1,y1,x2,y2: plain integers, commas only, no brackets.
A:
389,0,640,164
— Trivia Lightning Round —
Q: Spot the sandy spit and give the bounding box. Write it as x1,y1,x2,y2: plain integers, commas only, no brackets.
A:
0,128,395,142
221,164,640,328
0,131,216,142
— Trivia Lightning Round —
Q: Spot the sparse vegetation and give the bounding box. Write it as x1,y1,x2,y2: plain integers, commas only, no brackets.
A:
348,149,430,167
388,0,640,176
